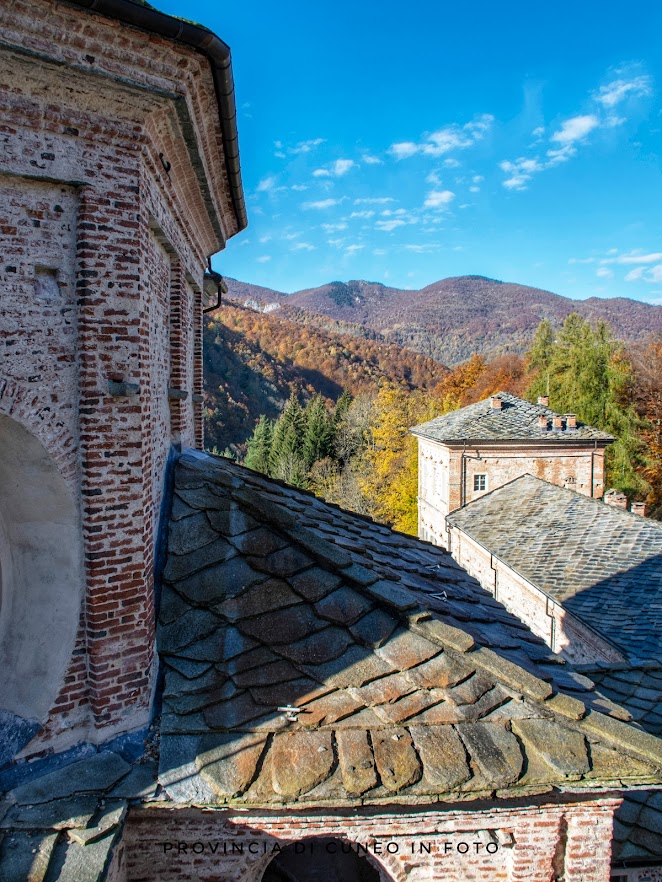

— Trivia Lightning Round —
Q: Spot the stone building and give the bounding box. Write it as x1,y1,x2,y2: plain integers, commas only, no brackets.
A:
2,2,662,881
411,392,613,548
0,0,245,758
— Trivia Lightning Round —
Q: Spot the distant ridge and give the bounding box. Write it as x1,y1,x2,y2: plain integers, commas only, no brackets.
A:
224,275,662,365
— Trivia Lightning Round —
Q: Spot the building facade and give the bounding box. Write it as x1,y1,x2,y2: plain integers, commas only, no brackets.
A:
0,0,245,759
412,392,613,548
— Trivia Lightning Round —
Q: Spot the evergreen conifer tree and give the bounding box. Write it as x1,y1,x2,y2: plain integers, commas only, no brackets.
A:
244,415,273,474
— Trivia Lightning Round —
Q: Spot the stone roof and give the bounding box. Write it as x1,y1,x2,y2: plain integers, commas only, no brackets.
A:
155,452,662,810
578,664,662,864
411,392,614,443
0,750,157,881
447,475,662,662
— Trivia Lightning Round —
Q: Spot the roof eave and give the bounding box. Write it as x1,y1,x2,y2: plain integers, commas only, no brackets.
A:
64,0,247,235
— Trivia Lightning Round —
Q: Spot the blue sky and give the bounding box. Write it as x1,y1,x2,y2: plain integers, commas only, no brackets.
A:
159,0,662,303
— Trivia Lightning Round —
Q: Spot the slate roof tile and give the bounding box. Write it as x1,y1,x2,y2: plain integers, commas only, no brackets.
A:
152,452,662,813
412,391,614,443
448,475,662,661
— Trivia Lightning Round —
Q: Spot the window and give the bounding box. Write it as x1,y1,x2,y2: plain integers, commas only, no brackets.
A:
473,474,487,492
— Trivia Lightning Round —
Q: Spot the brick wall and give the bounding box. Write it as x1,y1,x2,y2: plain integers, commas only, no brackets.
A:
0,0,236,755
121,797,618,882
418,438,607,549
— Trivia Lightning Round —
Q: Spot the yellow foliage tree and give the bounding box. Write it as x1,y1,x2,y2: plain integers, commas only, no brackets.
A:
359,384,435,534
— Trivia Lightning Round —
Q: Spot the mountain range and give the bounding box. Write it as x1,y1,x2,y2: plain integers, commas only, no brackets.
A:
224,275,662,366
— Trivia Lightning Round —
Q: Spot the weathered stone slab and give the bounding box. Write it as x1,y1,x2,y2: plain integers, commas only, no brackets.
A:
163,666,224,698
233,659,301,689
286,526,353,567
406,651,475,689
207,507,260,537
159,736,217,803
197,732,268,797
0,796,98,830
586,744,656,779
410,617,475,653
49,824,122,881
0,831,58,882
67,803,126,846
409,725,471,790
10,753,130,806
157,609,220,654
349,609,399,648
450,673,494,706
163,657,213,680
249,678,324,708
363,580,417,611
214,579,301,622
276,627,354,665
303,645,394,689
107,763,158,800
176,485,233,511
159,585,192,625
171,557,261,604
349,672,417,707
375,628,441,670
371,728,421,792
336,729,377,796
271,731,334,797
342,563,379,587
289,567,342,602
204,692,273,730
250,546,314,577
512,719,589,778
542,693,586,721
229,527,288,557
163,537,237,583
297,691,363,728
471,648,553,701
456,722,523,787
170,494,197,521
314,587,373,626
168,512,219,556
237,605,326,645
165,680,238,716
372,692,439,724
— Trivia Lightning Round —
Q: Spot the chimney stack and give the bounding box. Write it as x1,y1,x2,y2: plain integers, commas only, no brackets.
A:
565,413,577,429
564,475,577,491
631,501,648,517
537,395,549,407
537,414,549,430
490,396,502,410
604,489,628,510
552,415,563,430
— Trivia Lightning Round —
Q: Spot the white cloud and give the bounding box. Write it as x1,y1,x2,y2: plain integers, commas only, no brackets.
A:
362,154,383,165
302,198,342,209
291,242,315,251
426,171,443,185
499,157,544,190
596,267,613,279
625,267,645,282
403,244,439,253
443,158,461,168
595,74,652,108
259,235,272,243
290,184,308,191
381,208,408,216
290,138,325,154
257,255,271,263
648,265,662,282
256,176,278,193
626,264,662,283
472,175,484,183
375,219,407,231
345,244,364,254
469,186,480,193
283,231,301,240
424,189,455,209
313,158,355,178
602,251,662,265
322,222,347,232
350,210,375,219
354,197,395,205
389,114,494,160
551,114,600,144
372,248,387,256
532,126,545,137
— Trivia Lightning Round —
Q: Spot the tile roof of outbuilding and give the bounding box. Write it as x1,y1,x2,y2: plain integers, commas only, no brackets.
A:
154,452,662,810
446,475,662,662
411,392,614,443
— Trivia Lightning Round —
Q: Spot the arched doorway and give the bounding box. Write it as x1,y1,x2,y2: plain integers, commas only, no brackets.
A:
0,415,84,739
261,837,385,882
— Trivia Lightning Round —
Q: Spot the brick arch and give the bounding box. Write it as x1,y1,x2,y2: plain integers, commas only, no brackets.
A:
258,836,395,882
0,377,79,491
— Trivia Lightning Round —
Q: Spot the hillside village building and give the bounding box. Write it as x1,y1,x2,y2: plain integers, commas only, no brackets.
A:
412,392,614,549
2,2,662,881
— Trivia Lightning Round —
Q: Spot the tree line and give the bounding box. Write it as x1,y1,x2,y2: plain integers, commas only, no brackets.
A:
240,314,662,530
